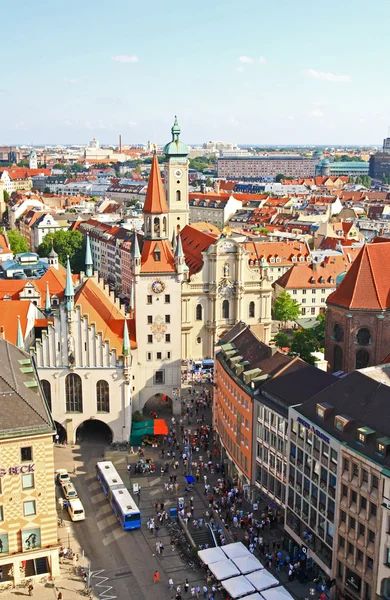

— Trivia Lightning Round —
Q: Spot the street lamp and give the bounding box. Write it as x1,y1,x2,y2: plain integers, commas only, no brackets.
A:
66,526,71,550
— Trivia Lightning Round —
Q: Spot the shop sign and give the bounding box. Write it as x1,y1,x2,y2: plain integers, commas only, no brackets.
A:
346,569,361,592
0,464,35,477
297,417,330,444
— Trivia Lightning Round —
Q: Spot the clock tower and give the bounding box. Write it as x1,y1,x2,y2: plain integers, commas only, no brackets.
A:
163,116,189,240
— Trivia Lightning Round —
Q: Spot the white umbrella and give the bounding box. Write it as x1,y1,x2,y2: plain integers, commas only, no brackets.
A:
198,546,226,565
246,570,279,592
222,575,255,599
222,542,251,560
209,559,241,581
260,586,295,600
232,554,264,574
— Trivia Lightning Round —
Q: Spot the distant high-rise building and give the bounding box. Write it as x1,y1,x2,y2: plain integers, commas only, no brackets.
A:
369,133,390,179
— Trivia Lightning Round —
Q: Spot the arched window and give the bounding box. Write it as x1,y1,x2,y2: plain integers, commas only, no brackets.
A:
153,217,160,236
41,379,52,411
356,349,369,370
96,380,109,413
163,217,167,235
196,304,203,321
356,328,371,346
65,373,83,413
176,190,181,202
333,324,343,343
146,217,151,235
249,301,255,318
333,346,343,372
222,299,230,319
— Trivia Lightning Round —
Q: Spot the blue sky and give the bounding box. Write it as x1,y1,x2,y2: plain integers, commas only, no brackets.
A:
1,0,389,145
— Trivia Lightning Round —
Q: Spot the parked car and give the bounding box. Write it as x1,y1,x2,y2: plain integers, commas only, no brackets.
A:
61,482,78,500
56,469,70,485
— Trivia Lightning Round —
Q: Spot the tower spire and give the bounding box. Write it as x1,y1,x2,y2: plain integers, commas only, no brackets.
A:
64,256,74,311
142,154,169,216
175,232,184,259
122,319,130,357
171,115,181,141
45,281,51,313
16,315,24,349
171,229,177,252
131,232,141,259
85,233,93,277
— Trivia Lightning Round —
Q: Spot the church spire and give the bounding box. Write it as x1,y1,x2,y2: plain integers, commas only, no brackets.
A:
171,115,181,141
85,233,93,277
142,154,169,216
171,229,177,252
175,232,184,260
132,231,141,259
64,256,74,311
45,281,51,313
16,315,24,349
122,319,130,357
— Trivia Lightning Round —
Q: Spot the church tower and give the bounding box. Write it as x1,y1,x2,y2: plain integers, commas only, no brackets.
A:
29,149,38,169
163,116,189,240
131,152,183,416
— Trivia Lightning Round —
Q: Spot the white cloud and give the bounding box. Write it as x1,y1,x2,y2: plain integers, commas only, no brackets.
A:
305,68,351,83
112,55,139,64
359,118,365,123
127,121,137,126
310,108,324,118
236,67,245,73
64,77,78,84
258,56,267,64
288,116,294,121
239,56,254,64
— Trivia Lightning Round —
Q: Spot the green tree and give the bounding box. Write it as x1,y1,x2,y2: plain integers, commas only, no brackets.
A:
3,191,9,204
7,229,29,254
288,330,317,365
206,177,212,187
38,230,85,272
259,228,269,234
17,159,29,167
273,291,301,325
274,332,291,349
70,163,85,173
312,313,325,348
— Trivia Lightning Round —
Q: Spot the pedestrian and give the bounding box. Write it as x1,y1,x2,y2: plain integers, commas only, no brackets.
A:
184,579,189,593
203,584,208,599
195,585,201,599
159,541,164,556
28,583,34,596
191,586,196,597
169,578,174,590
177,585,181,594
57,593,63,600
153,570,160,584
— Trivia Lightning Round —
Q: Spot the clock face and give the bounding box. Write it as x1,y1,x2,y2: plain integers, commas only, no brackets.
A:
174,169,183,179
151,279,166,294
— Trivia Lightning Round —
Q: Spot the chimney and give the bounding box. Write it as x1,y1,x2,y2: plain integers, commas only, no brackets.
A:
119,135,122,153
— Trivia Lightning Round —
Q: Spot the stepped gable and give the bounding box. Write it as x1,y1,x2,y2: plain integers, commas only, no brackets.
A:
74,278,137,352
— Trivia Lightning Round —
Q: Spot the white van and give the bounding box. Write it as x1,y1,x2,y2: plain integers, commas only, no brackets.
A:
67,498,85,521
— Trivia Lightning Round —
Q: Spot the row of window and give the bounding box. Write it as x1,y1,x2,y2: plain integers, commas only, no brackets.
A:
336,562,372,600
342,458,380,488
42,377,110,413
195,302,256,320
293,288,328,295
146,351,171,361
147,334,171,343
0,499,36,520
147,295,170,304
0,472,34,496
332,324,371,346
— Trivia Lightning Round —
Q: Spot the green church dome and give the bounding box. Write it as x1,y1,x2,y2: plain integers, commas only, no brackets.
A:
163,116,189,157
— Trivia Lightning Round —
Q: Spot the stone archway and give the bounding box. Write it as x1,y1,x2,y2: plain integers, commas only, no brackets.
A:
75,419,113,444
143,393,173,418
54,421,67,444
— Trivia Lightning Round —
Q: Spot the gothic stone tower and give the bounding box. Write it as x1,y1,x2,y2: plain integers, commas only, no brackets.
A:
163,116,189,240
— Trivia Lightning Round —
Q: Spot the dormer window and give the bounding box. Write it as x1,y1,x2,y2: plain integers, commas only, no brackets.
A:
154,247,161,262
357,431,366,444
269,257,275,263
299,256,304,262
329,277,334,284
319,277,325,284
377,437,390,456
292,256,297,262
316,402,333,420
310,277,315,284
334,414,353,433
276,257,281,263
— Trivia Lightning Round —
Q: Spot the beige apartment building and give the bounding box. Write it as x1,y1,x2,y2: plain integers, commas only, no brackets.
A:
0,339,59,587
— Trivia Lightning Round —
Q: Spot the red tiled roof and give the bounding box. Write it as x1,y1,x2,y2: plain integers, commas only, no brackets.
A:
327,241,390,310
189,222,220,236
181,224,217,275
0,300,31,345
244,241,310,266
275,258,351,290
74,278,136,351
140,239,176,273
142,155,169,214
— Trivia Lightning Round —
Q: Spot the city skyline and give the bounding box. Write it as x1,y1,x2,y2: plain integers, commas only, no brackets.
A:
1,0,389,145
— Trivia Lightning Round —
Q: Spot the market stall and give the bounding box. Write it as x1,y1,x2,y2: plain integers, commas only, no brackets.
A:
208,559,241,581
221,575,255,599
232,554,264,575
246,570,279,592
198,546,227,565
222,542,251,560
260,586,295,600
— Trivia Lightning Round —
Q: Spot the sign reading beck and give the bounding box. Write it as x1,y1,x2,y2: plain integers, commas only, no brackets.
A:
297,417,330,444
0,464,35,477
